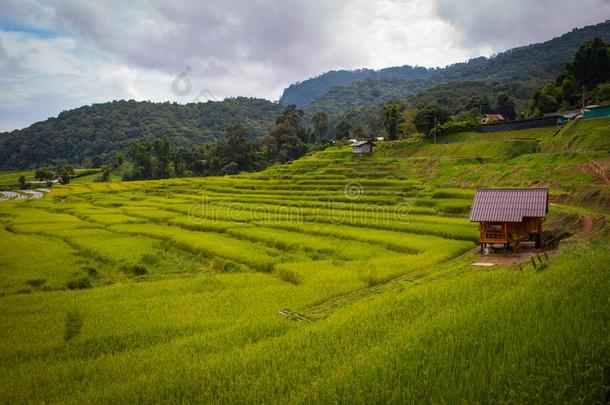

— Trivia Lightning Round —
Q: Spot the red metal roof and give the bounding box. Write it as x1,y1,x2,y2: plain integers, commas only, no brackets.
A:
469,188,548,222
483,114,505,120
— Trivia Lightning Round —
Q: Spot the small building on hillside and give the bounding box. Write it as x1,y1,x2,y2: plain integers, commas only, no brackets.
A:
584,104,610,119
547,109,582,124
469,188,548,252
351,140,375,154
481,114,505,123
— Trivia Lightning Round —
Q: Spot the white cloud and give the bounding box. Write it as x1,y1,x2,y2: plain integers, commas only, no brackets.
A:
345,0,488,69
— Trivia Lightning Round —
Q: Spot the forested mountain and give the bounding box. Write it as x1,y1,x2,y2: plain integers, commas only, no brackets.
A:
280,66,434,107
288,20,610,113
2,21,609,171
0,98,283,169
319,80,530,139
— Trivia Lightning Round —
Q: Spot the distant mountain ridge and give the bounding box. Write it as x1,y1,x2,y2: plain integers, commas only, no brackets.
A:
281,20,610,113
279,66,434,107
0,98,283,170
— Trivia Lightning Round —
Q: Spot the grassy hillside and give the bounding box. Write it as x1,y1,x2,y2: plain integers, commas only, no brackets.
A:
267,118,609,208
0,118,608,402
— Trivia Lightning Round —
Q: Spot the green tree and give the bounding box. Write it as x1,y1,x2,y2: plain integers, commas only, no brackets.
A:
531,85,559,115
35,168,54,182
261,106,307,162
559,76,577,106
152,137,171,178
54,165,73,184
413,105,449,135
495,93,516,120
593,82,610,103
335,120,352,140
262,123,306,162
465,95,492,115
95,166,111,182
126,141,153,180
352,125,365,139
220,161,239,175
110,151,124,170
210,125,255,172
18,175,27,189
276,105,307,142
383,104,400,140
530,39,610,113
311,112,328,142
479,95,493,115
566,38,610,90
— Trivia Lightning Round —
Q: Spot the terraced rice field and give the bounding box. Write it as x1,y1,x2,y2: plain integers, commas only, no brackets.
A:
0,148,477,295
0,147,482,399
1,127,608,403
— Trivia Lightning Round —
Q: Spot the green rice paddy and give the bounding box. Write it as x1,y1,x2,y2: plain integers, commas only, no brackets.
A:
0,120,608,403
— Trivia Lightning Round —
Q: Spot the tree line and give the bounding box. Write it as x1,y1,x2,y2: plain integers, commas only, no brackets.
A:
531,38,610,115
113,105,327,181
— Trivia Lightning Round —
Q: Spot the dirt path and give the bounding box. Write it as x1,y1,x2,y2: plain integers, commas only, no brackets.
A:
280,251,474,322
584,161,609,184
580,214,597,236
473,251,538,266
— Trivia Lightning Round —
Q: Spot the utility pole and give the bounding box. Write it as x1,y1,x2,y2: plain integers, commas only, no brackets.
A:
433,116,437,144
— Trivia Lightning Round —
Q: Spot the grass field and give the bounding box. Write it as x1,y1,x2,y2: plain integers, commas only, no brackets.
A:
0,118,608,403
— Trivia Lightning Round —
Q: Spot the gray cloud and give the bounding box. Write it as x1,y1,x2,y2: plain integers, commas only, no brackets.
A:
0,0,608,131
434,0,610,50
52,0,365,84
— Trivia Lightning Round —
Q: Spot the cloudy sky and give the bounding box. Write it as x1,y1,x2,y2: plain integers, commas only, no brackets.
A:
1,0,609,132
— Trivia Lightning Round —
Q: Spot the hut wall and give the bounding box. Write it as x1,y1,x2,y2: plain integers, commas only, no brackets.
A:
352,144,373,154
506,217,542,238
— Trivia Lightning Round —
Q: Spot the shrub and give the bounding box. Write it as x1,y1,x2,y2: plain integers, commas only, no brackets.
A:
64,310,83,341
210,257,246,273
25,278,47,289
436,118,478,136
359,272,384,287
140,254,160,265
120,265,148,276
66,277,92,290
277,269,301,285
359,266,384,287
